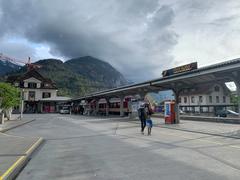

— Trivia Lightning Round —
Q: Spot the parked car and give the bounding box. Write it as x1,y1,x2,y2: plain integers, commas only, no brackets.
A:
60,106,70,114
214,106,227,117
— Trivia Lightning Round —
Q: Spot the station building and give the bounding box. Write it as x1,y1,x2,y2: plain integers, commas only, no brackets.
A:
7,69,71,113
179,83,232,113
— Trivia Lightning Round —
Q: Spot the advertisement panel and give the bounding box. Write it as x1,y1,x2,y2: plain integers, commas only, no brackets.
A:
164,102,170,117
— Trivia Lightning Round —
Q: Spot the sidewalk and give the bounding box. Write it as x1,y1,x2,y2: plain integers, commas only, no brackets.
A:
0,117,43,180
151,117,240,139
0,117,35,133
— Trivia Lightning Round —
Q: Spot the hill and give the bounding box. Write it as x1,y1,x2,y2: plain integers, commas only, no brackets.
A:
0,60,21,76
3,56,128,97
65,56,127,87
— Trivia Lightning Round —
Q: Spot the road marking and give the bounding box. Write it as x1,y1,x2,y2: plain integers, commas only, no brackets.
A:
229,145,240,149
155,130,240,150
0,156,25,180
117,123,240,150
25,137,43,154
0,137,43,180
0,132,26,139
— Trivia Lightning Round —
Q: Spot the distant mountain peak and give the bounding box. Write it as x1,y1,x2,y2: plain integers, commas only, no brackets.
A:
2,56,128,97
0,59,21,76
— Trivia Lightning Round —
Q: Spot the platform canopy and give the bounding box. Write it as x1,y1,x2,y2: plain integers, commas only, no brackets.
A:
74,58,240,100
40,96,72,102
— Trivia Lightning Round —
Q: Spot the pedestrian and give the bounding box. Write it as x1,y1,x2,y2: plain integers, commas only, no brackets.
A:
138,103,147,134
145,104,153,135
146,116,153,135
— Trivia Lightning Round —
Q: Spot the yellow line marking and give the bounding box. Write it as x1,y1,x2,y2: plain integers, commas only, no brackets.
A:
0,137,43,180
0,156,26,180
25,138,43,154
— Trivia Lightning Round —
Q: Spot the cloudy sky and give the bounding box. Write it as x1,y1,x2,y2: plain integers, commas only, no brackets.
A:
0,0,240,82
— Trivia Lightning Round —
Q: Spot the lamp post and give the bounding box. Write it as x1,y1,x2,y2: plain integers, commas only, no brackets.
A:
0,97,4,124
20,89,24,120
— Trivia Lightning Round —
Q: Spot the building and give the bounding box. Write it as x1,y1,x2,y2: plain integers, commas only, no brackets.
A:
7,69,71,113
179,83,232,113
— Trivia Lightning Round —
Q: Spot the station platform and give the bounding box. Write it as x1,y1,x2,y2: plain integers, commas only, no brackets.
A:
150,117,240,139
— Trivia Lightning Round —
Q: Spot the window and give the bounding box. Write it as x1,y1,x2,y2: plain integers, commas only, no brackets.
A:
42,92,51,98
184,97,187,103
28,91,35,101
216,96,220,103
199,96,203,103
178,97,182,103
223,96,226,103
191,96,195,103
214,86,220,92
28,82,37,88
209,96,212,103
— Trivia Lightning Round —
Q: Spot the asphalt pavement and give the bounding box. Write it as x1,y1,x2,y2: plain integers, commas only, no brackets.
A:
5,114,240,180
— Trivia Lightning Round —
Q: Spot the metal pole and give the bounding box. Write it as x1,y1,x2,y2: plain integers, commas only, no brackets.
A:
174,90,180,124
105,98,109,116
20,89,24,120
120,96,124,117
237,84,240,118
96,99,99,116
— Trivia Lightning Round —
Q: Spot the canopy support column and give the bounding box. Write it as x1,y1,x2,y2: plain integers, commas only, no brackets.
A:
236,82,240,118
105,97,110,116
96,99,99,116
232,73,240,118
119,95,124,117
173,89,181,124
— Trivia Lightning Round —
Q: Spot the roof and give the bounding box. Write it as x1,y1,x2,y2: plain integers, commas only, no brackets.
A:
7,69,57,89
74,58,240,100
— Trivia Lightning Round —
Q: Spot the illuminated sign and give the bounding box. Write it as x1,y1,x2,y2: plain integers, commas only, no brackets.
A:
162,62,198,77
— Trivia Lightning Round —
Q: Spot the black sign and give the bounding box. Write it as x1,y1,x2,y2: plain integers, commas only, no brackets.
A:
162,62,198,77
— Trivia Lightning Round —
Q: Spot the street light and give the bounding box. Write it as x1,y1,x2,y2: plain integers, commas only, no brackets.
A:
20,89,24,120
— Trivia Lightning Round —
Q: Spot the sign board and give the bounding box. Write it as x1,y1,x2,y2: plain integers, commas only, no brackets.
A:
162,62,198,77
164,102,171,117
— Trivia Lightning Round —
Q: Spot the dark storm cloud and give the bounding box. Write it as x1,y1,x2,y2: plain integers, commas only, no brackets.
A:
0,0,177,82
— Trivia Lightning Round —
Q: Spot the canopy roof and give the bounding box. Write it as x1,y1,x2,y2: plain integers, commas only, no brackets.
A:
40,96,71,102
74,58,240,100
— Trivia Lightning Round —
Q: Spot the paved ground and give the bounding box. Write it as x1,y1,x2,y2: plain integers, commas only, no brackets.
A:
0,118,36,132
151,117,240,138
5,114,240,180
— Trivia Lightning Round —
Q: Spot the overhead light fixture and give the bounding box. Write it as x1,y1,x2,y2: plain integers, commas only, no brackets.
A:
225,82,236,92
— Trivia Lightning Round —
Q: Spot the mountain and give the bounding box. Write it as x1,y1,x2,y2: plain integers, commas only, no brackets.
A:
65,56,127,87
3,56,128,97
0,60,21,76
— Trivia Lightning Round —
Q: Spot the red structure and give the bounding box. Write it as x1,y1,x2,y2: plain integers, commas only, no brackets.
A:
164,101,175,124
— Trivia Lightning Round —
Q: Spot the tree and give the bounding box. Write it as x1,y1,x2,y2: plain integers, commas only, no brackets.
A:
0,83,20,124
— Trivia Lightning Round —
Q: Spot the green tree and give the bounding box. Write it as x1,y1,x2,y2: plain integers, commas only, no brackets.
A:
0,83,20,123
230,94,240,105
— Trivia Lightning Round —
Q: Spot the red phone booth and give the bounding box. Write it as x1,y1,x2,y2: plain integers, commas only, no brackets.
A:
164,101,175,124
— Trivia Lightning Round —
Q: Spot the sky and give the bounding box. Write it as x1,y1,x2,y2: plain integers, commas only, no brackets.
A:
0,0,240,82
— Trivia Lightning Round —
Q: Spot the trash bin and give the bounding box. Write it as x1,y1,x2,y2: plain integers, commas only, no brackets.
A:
164,101,175,124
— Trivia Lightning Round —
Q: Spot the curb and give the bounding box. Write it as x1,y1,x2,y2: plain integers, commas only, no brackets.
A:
0,119,36,133
128,120,240,140
156,125,240,140
0,137,44,180
152,114,240,124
